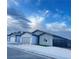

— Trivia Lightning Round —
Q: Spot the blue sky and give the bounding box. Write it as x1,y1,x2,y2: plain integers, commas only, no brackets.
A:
7,0,71,33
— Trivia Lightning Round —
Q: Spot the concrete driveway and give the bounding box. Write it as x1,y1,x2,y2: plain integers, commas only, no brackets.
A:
7,47,54,59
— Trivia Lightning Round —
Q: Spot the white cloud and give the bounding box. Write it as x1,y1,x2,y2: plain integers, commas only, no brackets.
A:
7,15,30,33
46,22,71,31
7,8,71,33
26,10,50,31
7,10,50,33
27,10,71,32
7,16,23,30
27,15,44,31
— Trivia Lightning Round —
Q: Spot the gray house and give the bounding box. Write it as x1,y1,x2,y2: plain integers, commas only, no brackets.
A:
20,32,32,44
7,31,24,44
7,30,71,49
31,30,71,49
7,33,16,43
7,31,37,44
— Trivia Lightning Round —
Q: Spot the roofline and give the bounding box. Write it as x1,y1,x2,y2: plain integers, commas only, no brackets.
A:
32,29,70,40
7,31,38,37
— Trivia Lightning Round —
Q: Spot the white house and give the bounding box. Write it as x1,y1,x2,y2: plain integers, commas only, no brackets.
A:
32,30,71,48
20,32,32,44
7,30,71,48
20,32,39,45
32,30,54,46
7,31,22,44
8,31,38,45
7,33,16,43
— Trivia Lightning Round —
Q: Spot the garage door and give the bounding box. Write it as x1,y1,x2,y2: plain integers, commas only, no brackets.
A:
22,37,31,44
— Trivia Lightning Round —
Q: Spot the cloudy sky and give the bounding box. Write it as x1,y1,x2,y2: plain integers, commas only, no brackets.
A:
7,0,71,34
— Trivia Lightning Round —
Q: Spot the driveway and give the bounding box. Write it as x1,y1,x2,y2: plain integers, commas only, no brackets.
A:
7,47,54,59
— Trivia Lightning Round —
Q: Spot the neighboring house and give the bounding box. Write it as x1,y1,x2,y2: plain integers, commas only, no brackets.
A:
20,32,32,44
20,32,38,45
7,33,16,43
7,31,38,44
32,30,71,49
14,31,22,43
7,30,71,49
7,31,22,44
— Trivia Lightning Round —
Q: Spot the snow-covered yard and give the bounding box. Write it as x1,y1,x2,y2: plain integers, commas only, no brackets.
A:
8,44,71,59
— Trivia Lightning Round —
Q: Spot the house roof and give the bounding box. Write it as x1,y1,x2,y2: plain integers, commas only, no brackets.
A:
7,29,71,40
7,31,23,36
32,29,71,40
7,31,32,36
32,30,44,36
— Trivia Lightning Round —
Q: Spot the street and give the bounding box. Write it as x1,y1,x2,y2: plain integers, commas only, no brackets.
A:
7,47,55,59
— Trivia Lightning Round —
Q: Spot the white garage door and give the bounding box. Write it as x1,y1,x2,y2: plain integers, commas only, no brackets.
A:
22,37,31,44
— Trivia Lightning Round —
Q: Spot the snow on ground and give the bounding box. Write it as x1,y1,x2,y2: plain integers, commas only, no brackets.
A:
8,44,71,59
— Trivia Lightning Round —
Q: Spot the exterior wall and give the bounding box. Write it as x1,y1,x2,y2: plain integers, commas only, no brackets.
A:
31,36,38,45
39,34,53,46
9,36,16,43
15,36,21,43
20,33,32,44
8,35,21,44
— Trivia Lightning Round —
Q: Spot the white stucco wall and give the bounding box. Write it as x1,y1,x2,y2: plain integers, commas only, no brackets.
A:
9,36,16,43
20,33,32,44
31,36,38,45
16,36,21,43
39,34,53,46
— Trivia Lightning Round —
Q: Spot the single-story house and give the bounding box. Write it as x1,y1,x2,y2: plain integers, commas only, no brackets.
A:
7,33,16,43
31,30,71,49
7,31,38,45
7,30,71,49
20,32,38,45
7,31,23,44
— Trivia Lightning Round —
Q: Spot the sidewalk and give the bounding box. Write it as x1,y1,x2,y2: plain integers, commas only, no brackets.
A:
8,44,71,59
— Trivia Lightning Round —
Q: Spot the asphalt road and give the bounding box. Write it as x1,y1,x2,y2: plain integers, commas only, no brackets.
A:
7,47,55,59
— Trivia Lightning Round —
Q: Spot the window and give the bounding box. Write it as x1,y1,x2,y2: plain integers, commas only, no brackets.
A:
44,39,47,42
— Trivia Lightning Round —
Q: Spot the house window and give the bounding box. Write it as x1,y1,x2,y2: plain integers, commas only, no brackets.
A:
44,39,47,42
